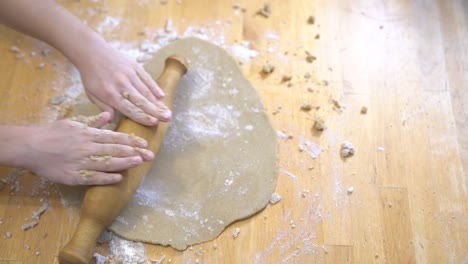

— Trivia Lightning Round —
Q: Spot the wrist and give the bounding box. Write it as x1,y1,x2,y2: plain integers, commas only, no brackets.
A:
0,125,36,168
62,29,108,70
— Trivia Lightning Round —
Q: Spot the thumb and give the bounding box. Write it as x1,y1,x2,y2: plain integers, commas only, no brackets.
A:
87,93,116,120
91,112,112,128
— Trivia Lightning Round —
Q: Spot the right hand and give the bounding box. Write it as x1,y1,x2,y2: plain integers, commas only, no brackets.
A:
22,112,154,186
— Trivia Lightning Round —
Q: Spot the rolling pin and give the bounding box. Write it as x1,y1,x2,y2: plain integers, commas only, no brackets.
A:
58,55,187,264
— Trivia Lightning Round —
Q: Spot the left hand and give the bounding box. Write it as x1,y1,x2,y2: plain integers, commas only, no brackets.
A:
76,44,171,126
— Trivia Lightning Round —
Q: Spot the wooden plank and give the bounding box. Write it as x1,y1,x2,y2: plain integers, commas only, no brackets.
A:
379,187,416,263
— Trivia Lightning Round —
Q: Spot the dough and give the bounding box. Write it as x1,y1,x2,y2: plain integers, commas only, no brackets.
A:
61,38,278,250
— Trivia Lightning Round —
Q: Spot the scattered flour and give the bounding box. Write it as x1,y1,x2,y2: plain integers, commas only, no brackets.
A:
298,137,322,159
233,227,241,238
109,236,146,264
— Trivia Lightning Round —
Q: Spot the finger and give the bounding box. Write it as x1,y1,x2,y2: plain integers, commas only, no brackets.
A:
75,170,123,185
92,112,112,128
90,129,148,148
136,67,165,99
91,143,154,160
88,93,116,120
131,75,158,104
117,96,159,126
85,156,144,172
124,88,171,122
67,112,110,128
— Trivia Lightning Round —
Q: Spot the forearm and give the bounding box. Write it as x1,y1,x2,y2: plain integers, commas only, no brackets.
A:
0,125,34,168
0,0,106,68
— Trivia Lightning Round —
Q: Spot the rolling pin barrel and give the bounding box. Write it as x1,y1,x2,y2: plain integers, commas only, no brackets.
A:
58,55,187,264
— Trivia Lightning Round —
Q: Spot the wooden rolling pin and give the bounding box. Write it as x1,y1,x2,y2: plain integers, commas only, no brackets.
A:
58,55,187,264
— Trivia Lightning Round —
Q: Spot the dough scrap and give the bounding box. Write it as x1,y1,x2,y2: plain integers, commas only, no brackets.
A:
60,38,278,250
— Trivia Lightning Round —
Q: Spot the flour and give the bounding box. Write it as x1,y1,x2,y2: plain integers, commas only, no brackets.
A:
109,236,146,264
229,44,259,61
298,137,322,159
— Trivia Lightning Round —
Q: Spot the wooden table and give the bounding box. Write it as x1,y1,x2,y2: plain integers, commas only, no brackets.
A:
1,0,466,263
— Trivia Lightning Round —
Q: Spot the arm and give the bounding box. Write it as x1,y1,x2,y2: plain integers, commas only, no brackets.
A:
0,113,155,185
0,0,170,125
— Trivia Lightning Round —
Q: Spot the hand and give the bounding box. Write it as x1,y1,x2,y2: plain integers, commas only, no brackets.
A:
76,44,171,126
21,112,154,185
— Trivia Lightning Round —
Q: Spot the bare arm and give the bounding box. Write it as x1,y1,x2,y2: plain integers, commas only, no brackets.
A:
0,0,171,125
0,114,154,185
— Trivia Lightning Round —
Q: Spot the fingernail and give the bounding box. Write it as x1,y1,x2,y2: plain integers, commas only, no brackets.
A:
163,110,172,120
132,156,143,164
145,151,155,161
111,174,123,183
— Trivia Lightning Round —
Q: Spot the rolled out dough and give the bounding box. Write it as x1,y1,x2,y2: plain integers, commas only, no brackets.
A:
62,38,278,250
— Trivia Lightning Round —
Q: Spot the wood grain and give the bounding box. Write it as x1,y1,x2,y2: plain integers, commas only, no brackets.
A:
0,0,466,263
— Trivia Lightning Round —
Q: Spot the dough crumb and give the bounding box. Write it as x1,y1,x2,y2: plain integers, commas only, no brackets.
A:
360,106,368,114
272,106,282,115
300,103,312,112
134,147,147,155
233,3,241,9
213,244,218,250
70,113,102,127
340,141,355,158
233,227,241,238
50,94,66,105
257,3,271,18
331,99,342,111
35,251,41,256
165,18,173,33
10,46,20,53
313,117,326,131
305,51,316,63
24,244,30,250
307,16,315,24
290,220,296,229
79,170,95,178
93,252,110,264
301,189,310,198
165,209,175,217
347,186,354,194
32,202,49,220
5,231,12,238
22,220,39,230
282,75,292,82
262,63,275,74
269,193,282,204
16,53,26,59
41,48,50,56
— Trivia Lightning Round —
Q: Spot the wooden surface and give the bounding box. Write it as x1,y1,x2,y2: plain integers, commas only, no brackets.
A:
0,0,467,263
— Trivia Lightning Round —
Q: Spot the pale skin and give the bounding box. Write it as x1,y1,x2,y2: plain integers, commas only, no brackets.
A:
0,0,170,185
